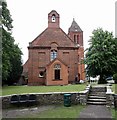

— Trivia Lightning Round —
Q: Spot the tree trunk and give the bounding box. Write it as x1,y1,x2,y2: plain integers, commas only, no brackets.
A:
98,74,107,84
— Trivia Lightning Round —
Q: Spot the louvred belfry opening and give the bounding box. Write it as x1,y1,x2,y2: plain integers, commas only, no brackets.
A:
48,10,60,28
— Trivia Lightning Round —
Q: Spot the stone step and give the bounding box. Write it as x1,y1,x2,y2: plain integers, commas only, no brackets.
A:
90,89,106,92
88,96,106,99
90,91,106,94
88,98,106,102
89,93,106,97
89,91,106,94
87,86,107,105
91,87,106,92
91,86,106,89
87,101,106,105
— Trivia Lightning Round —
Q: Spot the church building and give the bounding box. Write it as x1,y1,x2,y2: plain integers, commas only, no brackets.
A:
23,10,85,86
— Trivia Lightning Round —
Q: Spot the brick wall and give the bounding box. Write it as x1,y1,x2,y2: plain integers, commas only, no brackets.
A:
24,10,85,86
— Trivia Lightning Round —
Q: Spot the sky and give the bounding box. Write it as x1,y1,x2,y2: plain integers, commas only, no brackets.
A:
6,0,116,64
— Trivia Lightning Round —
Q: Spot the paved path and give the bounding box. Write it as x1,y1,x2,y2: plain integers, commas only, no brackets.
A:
2,105,55,118
78,105,113,120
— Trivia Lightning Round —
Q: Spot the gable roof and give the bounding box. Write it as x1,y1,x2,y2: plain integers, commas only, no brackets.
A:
69,19,82,32
48,10,59,16
30,27,76,48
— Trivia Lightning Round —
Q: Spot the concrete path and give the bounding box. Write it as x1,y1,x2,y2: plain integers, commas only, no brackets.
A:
78,105,113,120
2,105,55,118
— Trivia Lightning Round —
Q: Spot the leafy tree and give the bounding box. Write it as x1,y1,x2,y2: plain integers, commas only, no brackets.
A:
113,73,117,83
1,1,13,30
7,44,23,85
1,1,23,85
84,28,117,84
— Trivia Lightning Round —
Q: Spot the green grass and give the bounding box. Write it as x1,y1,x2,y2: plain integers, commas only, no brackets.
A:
20,105,85,119
2,84,86,96
112,84,117,94
111,108,117,120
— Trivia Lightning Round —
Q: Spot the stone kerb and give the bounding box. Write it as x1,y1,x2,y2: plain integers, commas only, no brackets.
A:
106,85,114,108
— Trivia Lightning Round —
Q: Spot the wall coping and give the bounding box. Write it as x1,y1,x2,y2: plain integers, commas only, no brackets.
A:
79,90,89,94
1,91,81,98
1,84,92,98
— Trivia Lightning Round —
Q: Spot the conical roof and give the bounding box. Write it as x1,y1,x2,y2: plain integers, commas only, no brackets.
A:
69,18,82,32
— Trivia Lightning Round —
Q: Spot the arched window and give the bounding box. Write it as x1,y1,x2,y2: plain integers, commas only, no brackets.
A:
52,14,56,22
74,35,76,42
77,35,79,44
51,50,57,61
54,64,61,80
74,35,79,44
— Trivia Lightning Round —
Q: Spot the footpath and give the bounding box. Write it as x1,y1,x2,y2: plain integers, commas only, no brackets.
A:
78,84,113,120
78,105,112,120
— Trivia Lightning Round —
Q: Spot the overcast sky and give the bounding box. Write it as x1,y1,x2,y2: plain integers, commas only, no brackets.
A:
6,0,116,64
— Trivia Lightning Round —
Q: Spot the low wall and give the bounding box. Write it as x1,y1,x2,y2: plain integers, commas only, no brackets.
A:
106,85,114,108
1,85,91,109
114,94,117,110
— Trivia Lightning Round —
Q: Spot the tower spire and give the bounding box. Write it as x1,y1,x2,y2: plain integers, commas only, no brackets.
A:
69,19,82,32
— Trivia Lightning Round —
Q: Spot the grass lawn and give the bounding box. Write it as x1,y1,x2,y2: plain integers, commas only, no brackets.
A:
112,84,117,94
111,108,117,120
2,84,86,96
18,105,86,119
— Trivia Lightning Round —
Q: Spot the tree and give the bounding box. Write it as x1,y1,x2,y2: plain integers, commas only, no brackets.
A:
84,28,117,84
7,44,23,85
1,1,23,85
113,73,117,83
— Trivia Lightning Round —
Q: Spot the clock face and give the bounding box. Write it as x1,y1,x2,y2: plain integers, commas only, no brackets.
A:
52,15,56,22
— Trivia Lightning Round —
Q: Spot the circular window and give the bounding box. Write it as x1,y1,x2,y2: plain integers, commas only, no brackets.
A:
39,71,44,78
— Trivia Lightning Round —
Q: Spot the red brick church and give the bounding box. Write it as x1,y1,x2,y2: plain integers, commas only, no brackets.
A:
23,10,85,86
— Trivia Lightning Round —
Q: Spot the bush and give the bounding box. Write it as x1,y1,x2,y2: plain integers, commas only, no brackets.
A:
113,73,117,83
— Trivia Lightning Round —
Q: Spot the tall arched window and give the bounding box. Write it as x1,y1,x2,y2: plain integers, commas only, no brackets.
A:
54,64,61,80
77,35,79,44
74,35,76,43
51,50,57,61
74,35,80,44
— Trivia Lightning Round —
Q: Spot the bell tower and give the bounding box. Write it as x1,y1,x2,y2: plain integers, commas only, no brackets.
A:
68,19,85,80
48,10,60,28
68,18,83,46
